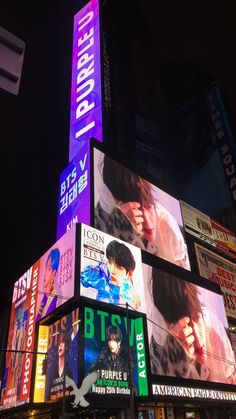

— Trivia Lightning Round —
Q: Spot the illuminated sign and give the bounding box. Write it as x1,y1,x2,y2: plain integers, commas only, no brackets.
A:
69,0,102,161
142,264,236,385
80,224,145,312
72,307,148,406
34,309,79,403
93,147,190,270
57,143,90,240
33,326,49,403
0,263,40,409
36,227,76,322
181,201,236,259
152,384,236,402
0,226,77,409
195,243,236,319
0,228,77,409
206,85,236,204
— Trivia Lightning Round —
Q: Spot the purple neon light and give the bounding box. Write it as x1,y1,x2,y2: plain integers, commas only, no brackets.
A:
69,0,103,161
57,142,90,240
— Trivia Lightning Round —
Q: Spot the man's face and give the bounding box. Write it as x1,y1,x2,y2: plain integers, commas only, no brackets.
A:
142,204,157,242
108,339,121,355
58,340,66,358
108,260,127,285
43,258,55,292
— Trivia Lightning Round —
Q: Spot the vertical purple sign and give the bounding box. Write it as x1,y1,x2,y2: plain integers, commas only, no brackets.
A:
69,0,103,161
57,142,90,240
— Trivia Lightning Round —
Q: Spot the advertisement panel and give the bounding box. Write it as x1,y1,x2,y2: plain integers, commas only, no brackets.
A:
75,306,148,406
153,384,236,402
69,0,102,161
36,227,76,322
195,243,236,319
206,85,236,204
0,263,40,409
33,326,49,403
181,201,236,259
93,147,190,270
57,143,90,240
142,263,236,384
80,224,145,312
34,309,79,402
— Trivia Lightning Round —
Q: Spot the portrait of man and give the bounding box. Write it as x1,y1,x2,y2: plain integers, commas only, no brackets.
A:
67,324,134,407
36,248,60,321
93,148,190,270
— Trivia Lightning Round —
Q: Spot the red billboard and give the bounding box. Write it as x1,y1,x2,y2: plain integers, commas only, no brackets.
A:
0,227,77,410
181,201,236,259
0,263,40,409
195,243,236,319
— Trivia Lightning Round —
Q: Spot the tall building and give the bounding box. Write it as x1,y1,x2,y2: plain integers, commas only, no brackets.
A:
1,1,236,418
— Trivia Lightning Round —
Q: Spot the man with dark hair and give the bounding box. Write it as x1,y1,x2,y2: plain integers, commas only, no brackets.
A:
57,331,71,376
81,240,140,308
36,248,60,321
94,152,190,270
149,268,236,383
47,331,73,401
66,325,134,407
106,240,136,274
88,326,125,373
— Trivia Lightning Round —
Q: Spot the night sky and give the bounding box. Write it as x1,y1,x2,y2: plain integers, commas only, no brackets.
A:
1,0,236,310
0,1,80,307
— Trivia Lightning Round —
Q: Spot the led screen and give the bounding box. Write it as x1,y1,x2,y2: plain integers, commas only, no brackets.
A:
34,309,79,402
142,263,236,384
69,0,102,161
0,263,40,409
93,148,190,270
80,224,145,312
195,243,236,319
80,306,148,405
57,143,90,240
36,227,76,322
0,228,76,409
33,325,49,403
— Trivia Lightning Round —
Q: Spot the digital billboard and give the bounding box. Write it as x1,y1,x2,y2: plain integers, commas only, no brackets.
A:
57,143,90,240
33,326,49,403
34,309,79,402
181,201,236,259
36,227,76,322
0,263,40,409
69,0,102,161
80,224,145,312
67,306,148,408
93,147,190,270
195,243,236,319
142,263,236,385
206,85,236,205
